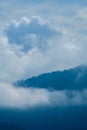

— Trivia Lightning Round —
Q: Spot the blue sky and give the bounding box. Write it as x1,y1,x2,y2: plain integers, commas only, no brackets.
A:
1,0,87,20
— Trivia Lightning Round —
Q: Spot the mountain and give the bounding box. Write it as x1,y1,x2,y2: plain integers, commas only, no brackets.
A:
16,65,87,90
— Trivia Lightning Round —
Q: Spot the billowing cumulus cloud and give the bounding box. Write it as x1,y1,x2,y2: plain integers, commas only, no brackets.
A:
0,83,87,109
4,16,58,53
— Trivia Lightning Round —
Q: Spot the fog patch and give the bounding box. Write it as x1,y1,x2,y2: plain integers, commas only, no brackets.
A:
0,83,87,109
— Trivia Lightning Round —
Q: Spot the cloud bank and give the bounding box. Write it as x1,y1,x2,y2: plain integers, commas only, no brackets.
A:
0,83,87,109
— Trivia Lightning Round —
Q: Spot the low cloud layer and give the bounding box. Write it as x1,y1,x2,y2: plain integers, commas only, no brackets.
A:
0,83,87,109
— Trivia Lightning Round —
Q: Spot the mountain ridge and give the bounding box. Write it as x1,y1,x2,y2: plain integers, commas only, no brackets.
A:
16,65,87,90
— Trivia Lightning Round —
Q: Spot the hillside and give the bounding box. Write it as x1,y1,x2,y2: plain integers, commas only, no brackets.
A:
16,65,87,90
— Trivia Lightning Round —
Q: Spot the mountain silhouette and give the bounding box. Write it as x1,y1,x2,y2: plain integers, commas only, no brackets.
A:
16,65,87,90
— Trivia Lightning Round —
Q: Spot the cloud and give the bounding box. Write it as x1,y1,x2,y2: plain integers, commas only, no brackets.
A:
0,16,87,83
0,83,87,109
4,16,58,53
0,83,50,108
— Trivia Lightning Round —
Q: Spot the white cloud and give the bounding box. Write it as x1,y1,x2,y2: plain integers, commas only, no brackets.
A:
0,83,50,108
0,83,87,109
4,16,58,53
0,16,87,83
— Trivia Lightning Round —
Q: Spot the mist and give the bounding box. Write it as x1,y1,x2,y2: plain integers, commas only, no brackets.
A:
0,83,87,109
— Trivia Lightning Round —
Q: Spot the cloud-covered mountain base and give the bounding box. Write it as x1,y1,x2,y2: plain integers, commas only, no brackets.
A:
0,67,87,130
0,89,87,130
0,83,87,109
0,69,87,130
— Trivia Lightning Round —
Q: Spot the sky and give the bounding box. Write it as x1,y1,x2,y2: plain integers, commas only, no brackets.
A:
0,0,87,83
0,0,87,109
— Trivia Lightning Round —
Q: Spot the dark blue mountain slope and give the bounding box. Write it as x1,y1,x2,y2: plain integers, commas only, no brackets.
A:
16,65,87,90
